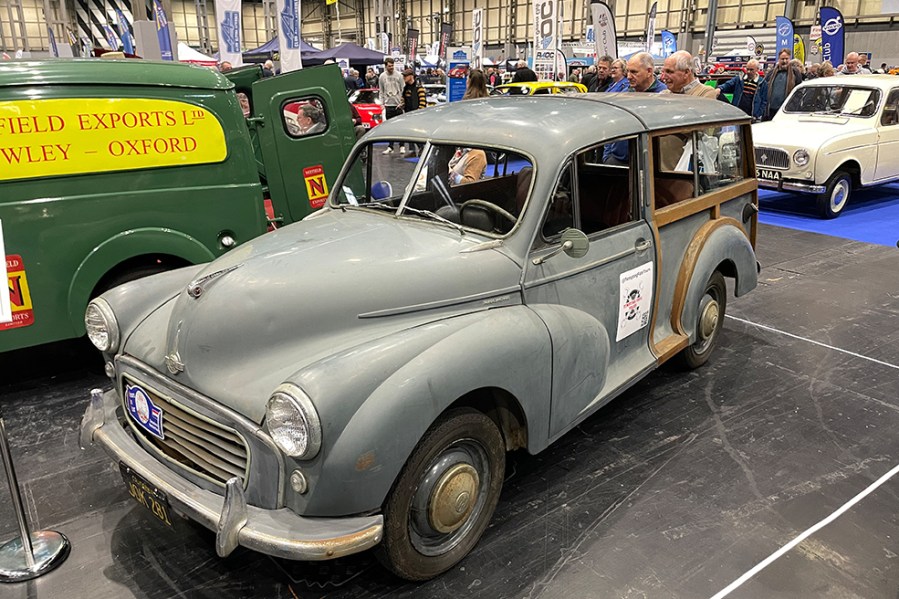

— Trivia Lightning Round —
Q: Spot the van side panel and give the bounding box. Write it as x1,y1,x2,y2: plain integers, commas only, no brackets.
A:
0,82,267,352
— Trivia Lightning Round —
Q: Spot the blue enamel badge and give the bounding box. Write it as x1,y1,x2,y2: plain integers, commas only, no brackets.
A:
126,383,165,440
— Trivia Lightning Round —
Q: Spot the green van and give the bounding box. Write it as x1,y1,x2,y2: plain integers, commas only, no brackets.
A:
0,60,355,353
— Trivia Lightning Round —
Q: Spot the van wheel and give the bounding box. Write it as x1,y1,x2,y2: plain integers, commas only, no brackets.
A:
95,264,167,296
377,409,505,581
817,171,851,219
679,271,727,369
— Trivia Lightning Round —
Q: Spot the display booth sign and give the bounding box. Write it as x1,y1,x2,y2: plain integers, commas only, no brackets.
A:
0,97,228,182
446,46,470,102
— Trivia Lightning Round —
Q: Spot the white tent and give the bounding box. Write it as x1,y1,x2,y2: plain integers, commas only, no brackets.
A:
177,42,217,67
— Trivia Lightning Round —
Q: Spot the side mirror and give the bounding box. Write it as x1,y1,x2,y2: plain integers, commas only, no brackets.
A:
532,228,590,265
560,228,589,258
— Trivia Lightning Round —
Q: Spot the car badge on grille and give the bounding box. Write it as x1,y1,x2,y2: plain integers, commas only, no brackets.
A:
187,263,244,299
760,153,768,162
125,383,165,440
164,351,184,375
165,322,184,375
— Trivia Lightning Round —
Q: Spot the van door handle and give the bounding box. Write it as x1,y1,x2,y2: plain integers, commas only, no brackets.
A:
635,239,652,252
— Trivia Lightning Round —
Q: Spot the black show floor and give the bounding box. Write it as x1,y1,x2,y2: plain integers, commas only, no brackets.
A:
0,223,897,599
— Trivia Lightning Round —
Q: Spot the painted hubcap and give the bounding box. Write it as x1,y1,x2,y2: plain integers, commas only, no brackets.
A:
831,180,849,211
428,464,479,533
699,300,720,341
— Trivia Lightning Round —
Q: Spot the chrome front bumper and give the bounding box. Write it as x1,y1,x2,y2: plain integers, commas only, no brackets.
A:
757,178,826,194
81,388,383,561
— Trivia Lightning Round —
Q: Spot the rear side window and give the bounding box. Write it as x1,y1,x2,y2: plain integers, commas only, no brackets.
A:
282,97,328,138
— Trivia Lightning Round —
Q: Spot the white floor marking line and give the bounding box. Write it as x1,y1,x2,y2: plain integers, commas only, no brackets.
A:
709,462,899,599
726,315,899,371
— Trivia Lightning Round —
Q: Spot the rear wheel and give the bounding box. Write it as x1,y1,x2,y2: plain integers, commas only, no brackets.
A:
679,271,727,369
377,409,505,581
816,171,851,219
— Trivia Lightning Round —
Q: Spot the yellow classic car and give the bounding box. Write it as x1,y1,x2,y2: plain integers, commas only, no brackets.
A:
492,80,588,96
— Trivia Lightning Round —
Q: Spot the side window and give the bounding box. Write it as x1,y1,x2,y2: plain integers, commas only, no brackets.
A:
696,125,745,193
882,89,899,127
282,97,328,138
576,140,636,234
653,133,696,209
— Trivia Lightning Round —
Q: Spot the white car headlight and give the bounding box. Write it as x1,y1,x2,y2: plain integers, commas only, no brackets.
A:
793,149,810,167
85,299,119,353
265,384,321,459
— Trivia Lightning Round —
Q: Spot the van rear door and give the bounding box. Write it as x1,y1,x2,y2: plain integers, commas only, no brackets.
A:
251,64,356,223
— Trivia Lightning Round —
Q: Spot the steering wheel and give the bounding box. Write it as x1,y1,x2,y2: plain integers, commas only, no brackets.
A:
460,199,517,225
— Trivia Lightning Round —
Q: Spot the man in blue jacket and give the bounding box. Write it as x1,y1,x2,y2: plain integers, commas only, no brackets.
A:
716,59,767,120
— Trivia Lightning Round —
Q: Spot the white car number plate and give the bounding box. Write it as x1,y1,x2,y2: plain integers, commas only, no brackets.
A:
756,168,782,181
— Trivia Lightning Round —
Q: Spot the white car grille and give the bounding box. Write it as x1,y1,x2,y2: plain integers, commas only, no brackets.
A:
755,147,790,170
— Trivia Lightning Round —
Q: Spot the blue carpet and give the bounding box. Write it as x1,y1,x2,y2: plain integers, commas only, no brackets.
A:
758,182,899,247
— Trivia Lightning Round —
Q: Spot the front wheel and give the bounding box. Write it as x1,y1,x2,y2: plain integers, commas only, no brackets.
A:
377,409,505,581
678,271,727,369
817,171,851,219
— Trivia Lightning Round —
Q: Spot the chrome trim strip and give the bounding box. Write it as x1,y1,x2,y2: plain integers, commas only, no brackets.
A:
358,286,522,318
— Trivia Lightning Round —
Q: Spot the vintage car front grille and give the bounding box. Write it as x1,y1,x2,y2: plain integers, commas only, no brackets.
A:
122,377,249,487
754,147,790,170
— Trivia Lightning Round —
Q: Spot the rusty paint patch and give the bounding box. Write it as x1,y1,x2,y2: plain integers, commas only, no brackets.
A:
355,451,376,471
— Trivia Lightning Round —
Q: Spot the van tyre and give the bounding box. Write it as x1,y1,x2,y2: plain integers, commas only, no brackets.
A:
679,271,727,369
817,171,851,219
377,408,505,581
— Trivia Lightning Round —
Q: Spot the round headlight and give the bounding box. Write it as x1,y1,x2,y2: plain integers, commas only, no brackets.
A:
265,384,321,459
793,149,810,167
85,299,119,353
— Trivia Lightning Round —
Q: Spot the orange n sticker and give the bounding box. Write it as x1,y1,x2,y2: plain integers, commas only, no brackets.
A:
303,165,329,209
3,254,34,330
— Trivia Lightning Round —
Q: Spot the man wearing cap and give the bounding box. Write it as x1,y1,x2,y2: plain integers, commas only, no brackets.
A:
401,68,426,156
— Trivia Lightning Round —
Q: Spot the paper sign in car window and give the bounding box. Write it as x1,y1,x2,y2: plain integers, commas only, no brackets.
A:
0,98,227,182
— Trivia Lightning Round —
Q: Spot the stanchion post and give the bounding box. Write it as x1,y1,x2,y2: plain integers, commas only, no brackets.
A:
0,408,70,583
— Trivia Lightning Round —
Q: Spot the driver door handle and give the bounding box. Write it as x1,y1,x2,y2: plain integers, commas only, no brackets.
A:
635,239,652,252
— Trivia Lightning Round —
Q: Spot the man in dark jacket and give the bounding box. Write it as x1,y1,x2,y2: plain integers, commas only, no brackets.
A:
401,69,426,156
588,56,613,92
511,60,538,83
763,49,802,120
716,59,767,119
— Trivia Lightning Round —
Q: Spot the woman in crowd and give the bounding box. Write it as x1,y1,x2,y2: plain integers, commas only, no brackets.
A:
606,58,630,93
463,69,491,100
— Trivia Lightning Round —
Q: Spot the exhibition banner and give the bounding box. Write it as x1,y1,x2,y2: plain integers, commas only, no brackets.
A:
276,0,302,72
407,28,419,64
379,32,389,55
103,24,120,51
438,22,452,59
153,0,174,60
775,16,794,58
471,8,484,69
645,2,657,54
532,0,559,81
661,30,676,56
48,27,59,57
115,8,134,55
446,46,470,102
793,34,805,64
215,0,243,66
590,1,616,59
819,7,844,66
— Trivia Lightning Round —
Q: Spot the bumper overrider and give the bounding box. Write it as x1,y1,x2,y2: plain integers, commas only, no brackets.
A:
80,387,384,561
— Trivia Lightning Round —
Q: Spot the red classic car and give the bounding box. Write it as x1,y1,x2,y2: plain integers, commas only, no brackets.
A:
348,88,384,129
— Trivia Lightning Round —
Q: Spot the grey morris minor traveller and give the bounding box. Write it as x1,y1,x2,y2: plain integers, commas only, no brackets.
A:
81,94,759,581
